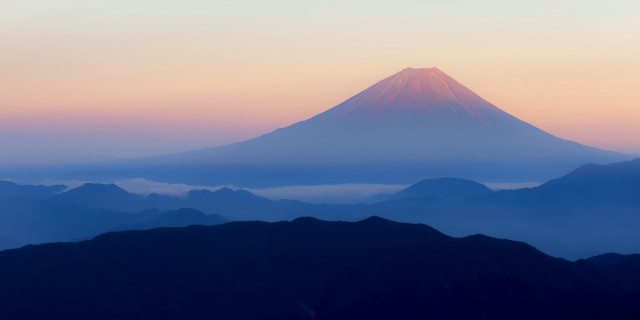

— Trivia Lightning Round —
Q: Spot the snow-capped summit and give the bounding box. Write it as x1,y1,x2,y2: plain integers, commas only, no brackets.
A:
319,67,496,118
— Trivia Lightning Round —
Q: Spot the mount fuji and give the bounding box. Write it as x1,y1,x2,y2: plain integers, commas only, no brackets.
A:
118,68,628,186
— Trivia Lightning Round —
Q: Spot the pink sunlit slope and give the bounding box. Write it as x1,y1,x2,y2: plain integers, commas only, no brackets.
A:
323,67,498,118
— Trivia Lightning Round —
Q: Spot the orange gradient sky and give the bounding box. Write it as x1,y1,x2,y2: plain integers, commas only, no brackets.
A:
1,0,639,164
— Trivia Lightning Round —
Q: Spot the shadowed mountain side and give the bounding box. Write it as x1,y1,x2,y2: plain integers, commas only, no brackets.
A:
0,218,638,319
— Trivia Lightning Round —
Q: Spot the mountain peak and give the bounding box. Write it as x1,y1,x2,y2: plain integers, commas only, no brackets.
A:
399,66,441,73
69,183,129,195
315,67,501,121
392,177,493,201
398,66,444,76
391,66,448,81
389,67,451,86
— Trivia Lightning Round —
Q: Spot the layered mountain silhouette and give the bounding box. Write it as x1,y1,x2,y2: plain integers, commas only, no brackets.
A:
374,158,640,258
114,67,628,186
114,208,227,231
48,184,282,217
0,217,638,319
0,180,228,249
1,158,639,257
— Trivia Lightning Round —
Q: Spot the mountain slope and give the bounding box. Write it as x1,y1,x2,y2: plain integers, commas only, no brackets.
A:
532,158,640,204
482,158,640,205
0,217,638,319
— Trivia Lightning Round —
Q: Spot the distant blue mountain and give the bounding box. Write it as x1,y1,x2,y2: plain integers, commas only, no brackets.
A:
484,158,640,205
124,208,227,230
48,183,145,211
533,158,640,204
0,194,226,250
0,181,66,199
2,158,640,258
377,158,640,258
48,184,287,218
389,177,493,200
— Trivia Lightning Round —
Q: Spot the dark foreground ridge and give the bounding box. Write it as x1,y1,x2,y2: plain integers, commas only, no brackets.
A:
0,217,639,319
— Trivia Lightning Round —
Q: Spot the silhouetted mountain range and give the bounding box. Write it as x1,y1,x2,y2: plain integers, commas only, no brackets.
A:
1,158,639,257
48,184,305,219
48,183,145,211
119,208,227,231
377,158,640,258
0,186,227,248
0,180,66,199
0,217,638,319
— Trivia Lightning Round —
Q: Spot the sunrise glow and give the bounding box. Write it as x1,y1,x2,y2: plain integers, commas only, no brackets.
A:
1,0,639,165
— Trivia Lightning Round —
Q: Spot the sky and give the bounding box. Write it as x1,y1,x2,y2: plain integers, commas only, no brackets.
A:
1,0,639,165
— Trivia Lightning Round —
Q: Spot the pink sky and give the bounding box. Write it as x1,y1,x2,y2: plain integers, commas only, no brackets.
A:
1,1,639,164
